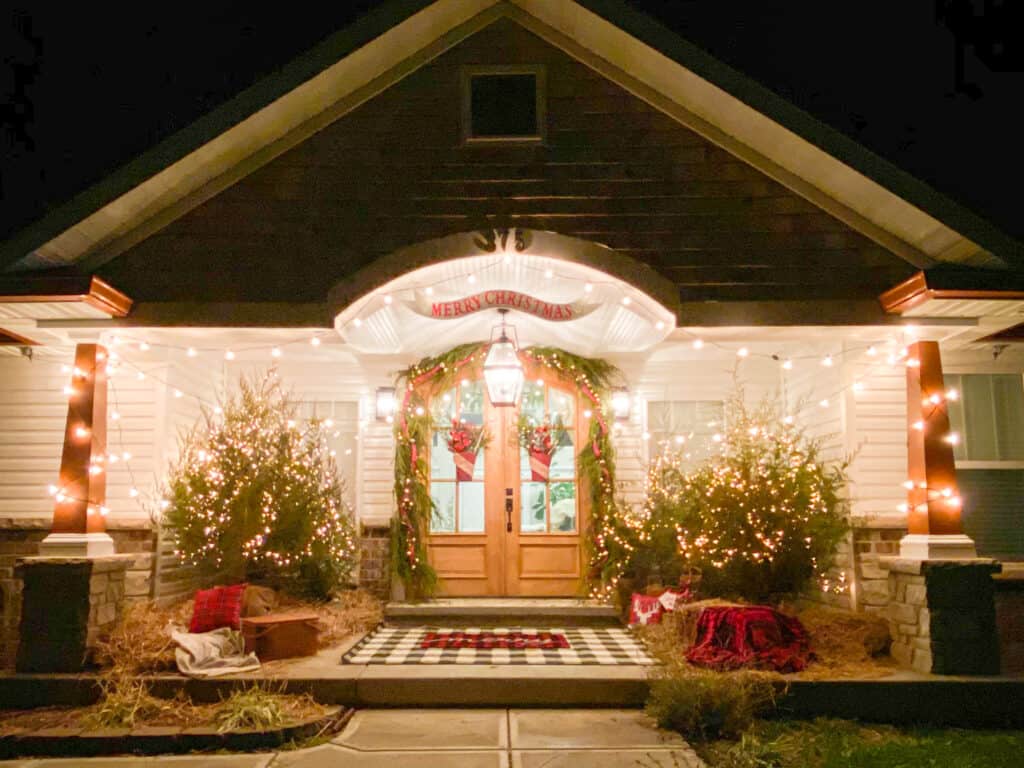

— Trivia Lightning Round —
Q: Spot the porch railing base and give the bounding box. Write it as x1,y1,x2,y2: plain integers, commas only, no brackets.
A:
38,532,115,558
898,533,977,560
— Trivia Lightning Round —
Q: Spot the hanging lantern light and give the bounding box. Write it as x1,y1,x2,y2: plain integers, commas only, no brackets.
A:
483,309,524,407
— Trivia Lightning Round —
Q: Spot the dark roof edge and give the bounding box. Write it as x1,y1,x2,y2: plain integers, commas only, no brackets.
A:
575,0,1024,268
0,0,436,272
4,0,1022,271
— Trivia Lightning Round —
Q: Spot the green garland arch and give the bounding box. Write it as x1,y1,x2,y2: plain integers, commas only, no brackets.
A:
391,342,632,600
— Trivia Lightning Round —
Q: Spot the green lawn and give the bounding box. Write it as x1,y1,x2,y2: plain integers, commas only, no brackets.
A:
696,718,1024,768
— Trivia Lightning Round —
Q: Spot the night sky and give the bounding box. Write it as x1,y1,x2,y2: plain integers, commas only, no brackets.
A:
2,1,1023,248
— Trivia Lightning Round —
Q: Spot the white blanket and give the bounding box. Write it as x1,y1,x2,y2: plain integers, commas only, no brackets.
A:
172,627,261,678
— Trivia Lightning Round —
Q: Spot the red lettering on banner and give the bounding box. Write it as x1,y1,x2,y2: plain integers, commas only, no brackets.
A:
420,289,590,322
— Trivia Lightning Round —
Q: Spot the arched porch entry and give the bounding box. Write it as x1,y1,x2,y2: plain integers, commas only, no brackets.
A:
330,230,678,596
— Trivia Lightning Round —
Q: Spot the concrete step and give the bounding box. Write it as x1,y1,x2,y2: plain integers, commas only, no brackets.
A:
384,598,622,627
5,671,1024,723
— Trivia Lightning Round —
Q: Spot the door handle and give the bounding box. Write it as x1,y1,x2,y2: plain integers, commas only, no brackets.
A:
505,488,513,532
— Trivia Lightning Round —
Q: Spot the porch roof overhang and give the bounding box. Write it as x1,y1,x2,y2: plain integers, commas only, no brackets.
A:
2,0,1020,280
879,267,1024,351
0,275,133,348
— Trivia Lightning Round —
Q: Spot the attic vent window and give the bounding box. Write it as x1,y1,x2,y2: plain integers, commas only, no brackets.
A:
463,66,545,143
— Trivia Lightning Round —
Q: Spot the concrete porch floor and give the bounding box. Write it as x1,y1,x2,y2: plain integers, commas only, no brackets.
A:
0,708,704,767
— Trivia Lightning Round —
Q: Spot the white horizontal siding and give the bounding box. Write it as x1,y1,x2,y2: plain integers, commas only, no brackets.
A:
847,359,907,521
0,350,158,522
611,352,780,510
784,346,845,464
0,354,70,518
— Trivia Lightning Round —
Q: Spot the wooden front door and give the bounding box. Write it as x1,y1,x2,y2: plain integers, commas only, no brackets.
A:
425,367,586,596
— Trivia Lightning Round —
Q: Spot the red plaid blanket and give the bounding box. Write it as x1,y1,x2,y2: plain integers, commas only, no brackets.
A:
419,631,570,650
686,605,812,673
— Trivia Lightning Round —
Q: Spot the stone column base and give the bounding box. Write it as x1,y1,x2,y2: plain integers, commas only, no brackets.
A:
884,557,1001,675
14,555,133,673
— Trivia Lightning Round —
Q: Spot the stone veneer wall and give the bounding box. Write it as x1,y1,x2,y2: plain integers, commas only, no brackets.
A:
852,525,906,613
886,558,1001,675
806,524,906,613
0,519,156,669
358,524,391,599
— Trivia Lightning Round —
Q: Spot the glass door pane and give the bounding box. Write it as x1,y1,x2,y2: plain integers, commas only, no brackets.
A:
518,381,578,534
429,381,486,533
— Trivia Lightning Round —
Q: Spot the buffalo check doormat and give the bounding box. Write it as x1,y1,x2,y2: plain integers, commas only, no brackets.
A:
341,626,655,665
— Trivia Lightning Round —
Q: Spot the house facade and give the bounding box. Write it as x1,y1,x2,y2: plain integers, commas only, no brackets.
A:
1,1,1022,665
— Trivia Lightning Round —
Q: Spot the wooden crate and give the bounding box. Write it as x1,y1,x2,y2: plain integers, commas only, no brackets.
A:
241,611,320,661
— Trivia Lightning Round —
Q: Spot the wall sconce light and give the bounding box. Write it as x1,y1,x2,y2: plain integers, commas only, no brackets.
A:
611,387,631,421
375,387,396,421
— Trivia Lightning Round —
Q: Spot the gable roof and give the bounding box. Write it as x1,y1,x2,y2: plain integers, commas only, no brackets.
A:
2,0,1021,277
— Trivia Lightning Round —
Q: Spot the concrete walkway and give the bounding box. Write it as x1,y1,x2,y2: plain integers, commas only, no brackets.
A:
0,709,704,767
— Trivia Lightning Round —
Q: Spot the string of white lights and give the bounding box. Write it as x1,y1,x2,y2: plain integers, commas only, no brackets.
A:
28,304,945,526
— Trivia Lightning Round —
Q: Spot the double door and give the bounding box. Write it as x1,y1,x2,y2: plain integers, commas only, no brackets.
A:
424,368,586,596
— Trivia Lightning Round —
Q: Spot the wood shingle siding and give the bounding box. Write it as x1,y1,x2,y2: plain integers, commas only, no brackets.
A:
100,19,915,309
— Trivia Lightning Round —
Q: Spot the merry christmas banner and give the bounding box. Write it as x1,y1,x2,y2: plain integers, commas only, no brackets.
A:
408,289,600,322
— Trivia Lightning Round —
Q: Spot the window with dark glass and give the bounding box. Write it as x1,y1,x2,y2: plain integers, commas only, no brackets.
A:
463,67,544,141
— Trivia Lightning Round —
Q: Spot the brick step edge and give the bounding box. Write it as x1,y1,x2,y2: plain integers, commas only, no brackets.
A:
0,706,351,759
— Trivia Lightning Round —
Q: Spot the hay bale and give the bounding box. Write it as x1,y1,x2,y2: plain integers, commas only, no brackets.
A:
794,604,895,679
94,600,191,675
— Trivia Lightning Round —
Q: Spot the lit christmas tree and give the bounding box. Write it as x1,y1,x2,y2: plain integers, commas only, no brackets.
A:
631,397,848,602
164,372,357,599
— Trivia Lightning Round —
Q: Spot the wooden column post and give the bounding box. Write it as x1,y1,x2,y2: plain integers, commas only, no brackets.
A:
40,343,115,556
899,340,977,559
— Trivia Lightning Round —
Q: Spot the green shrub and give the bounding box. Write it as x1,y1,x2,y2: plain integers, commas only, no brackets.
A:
646,666,780,741
626,396,849,602
164,371,357,599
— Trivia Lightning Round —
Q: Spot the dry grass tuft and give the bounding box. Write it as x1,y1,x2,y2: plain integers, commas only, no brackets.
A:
2,684,328,733
214,683,287,733
93,599,192,676
84,676,194,730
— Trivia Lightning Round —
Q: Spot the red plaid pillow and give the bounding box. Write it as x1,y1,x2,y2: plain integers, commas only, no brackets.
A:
190,583,248,633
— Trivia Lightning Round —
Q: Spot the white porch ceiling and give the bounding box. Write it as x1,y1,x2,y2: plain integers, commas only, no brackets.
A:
333,252,676,356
